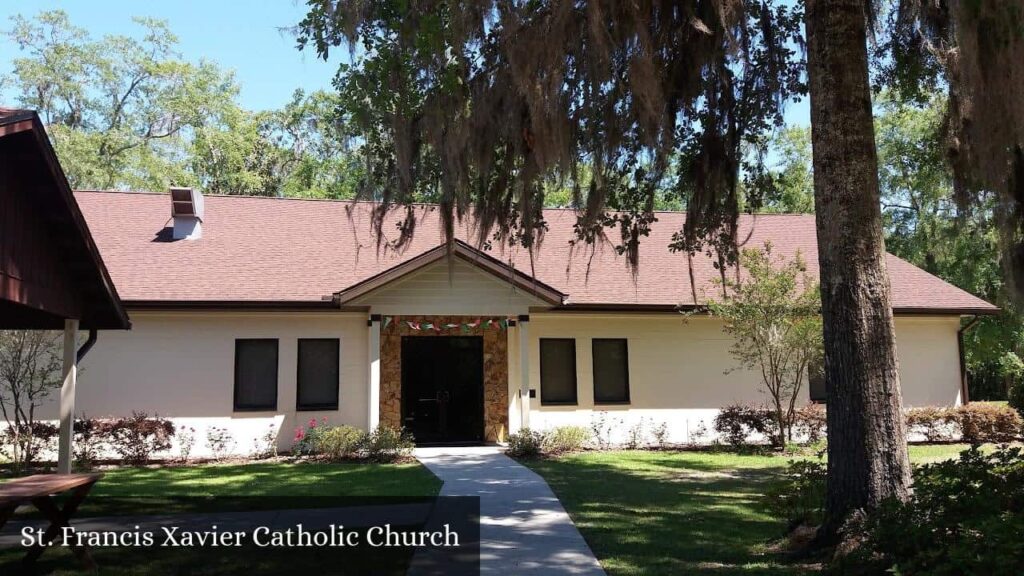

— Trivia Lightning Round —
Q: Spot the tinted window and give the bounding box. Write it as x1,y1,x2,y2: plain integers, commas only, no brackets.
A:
297,339,340,411
234,339,278,411
540,338,577,405
809,361,827,403
593,339,630,403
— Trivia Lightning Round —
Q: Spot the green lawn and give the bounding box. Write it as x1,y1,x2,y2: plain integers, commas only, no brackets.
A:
523,444,978,576
2,460,442,517
0,461,442,574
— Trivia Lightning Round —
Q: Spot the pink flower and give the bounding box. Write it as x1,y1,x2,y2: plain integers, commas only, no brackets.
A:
308,418,317,429
294,426,305,442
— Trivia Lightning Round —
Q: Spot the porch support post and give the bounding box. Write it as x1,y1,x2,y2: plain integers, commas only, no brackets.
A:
518,315,531,429
367,314,382,431
58,318,79,474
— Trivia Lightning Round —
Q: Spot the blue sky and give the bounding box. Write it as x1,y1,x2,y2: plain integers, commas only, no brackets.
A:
1,1,809,125
0,0,337,111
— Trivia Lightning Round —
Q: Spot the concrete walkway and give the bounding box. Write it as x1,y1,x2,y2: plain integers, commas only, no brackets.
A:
413,446,605,575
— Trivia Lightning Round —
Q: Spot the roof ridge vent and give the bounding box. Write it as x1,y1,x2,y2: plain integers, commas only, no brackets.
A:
170,186,204,240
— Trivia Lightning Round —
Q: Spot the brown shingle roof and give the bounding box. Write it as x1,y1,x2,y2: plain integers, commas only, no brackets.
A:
72,190,997,314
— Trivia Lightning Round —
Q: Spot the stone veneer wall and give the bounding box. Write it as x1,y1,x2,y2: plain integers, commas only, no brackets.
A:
379,315,509,442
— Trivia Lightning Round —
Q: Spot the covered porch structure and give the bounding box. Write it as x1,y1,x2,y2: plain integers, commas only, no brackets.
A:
336,240,566,443
0,108,130,472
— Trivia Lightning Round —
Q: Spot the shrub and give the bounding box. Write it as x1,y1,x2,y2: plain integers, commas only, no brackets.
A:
687,420,709,445
713,404,776,447
177,425,196,462
905,406,958,443
542,426,591,454
252,422,280,460
205,426,235,460
293,417,326,456
314,425,366,460
1010,383,1024,419
589,412,619,450
833,446,1024,575
73,417,108,468
764,459,827,530
1,421,58,465
106,412,174,465
364,426,414,462
625,419,647,449
651,421,670,448
506,428,543,458
954,403,1022,444
794,404,827,444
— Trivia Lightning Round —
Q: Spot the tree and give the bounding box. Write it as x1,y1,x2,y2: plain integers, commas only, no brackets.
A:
758,125,814,213
4,10,238,190
805,0,912,540
4,11,363,199
297,1,805,257
269,89,364,200
880,2,1024,305
299,0,1016,542
0,331,63,467
739,124,815,214
189,106,285,196
874,93,1024,402
708,243,823,447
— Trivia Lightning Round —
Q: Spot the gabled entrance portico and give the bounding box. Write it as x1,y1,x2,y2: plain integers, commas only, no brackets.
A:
337,239,567,443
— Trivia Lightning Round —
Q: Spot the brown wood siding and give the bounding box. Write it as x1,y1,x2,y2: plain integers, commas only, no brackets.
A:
0,132,82,320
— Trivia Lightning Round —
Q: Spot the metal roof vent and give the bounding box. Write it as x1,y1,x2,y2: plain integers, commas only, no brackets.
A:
170,187,204,240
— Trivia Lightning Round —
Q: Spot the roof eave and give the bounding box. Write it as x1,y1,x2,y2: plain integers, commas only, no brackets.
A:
1,110,130,330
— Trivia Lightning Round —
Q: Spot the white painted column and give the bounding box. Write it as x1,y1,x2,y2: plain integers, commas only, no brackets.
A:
367,314,382,431
518,315,531,429
58,319,79,474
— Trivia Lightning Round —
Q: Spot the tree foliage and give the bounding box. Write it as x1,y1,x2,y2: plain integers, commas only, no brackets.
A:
879,1,1024,304
874,93,1024,401
0,331,63,467
297,0,805,262
749,125,815,213
707,243,823,446
3,10,361,198
5,11,235,190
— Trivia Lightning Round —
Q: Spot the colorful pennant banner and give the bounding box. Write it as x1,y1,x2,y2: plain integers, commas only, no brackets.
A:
390,316,511,332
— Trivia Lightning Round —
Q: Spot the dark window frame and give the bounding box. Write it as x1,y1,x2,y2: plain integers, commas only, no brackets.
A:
539,338,578,406
592,338,631,405
233,338,279,412
296,338,341,411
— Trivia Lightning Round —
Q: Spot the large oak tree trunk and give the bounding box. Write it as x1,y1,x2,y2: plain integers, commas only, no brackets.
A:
805,0,913,541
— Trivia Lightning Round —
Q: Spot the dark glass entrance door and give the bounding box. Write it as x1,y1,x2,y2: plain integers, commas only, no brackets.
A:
401,336,484,444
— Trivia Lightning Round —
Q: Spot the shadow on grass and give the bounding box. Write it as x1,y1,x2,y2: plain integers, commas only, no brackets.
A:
526,453,812,576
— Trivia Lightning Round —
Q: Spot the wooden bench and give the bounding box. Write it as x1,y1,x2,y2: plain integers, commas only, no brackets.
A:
0,473,102,569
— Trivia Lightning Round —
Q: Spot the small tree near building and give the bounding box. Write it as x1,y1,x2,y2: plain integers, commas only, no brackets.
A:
707,243,823,447
0,330,64,466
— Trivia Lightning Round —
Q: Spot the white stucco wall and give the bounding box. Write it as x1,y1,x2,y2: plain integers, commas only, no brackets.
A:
31,308,964,456
514,313,964,443
35,311,369,458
